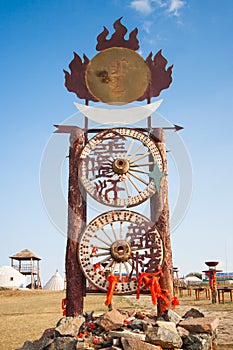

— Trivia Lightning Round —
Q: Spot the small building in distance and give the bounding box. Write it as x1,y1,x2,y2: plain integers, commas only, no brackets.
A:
0,265,26,289
10,249,41,289
202,271,233,283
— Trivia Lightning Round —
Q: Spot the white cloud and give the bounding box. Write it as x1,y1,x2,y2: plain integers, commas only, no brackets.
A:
167,0,185,16
142,20,153,33
152,0,167,8
129,0,186,17
130,0,153,15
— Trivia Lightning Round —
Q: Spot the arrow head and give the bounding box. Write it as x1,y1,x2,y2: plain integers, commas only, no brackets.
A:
174,124,184,132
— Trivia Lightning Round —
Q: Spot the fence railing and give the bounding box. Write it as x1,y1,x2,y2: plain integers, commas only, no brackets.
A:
13,264,38,274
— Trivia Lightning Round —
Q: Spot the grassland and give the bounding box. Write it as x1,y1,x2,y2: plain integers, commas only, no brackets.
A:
0,289,132,350
0,289,232,350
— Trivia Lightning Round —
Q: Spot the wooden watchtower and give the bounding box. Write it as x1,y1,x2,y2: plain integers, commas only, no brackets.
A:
10,249,41,289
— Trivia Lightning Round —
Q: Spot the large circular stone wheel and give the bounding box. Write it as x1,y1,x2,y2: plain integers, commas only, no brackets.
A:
79,128,164,208
78,210,164,294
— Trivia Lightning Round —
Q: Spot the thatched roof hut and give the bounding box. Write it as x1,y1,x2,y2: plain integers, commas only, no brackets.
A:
10,248,41,260
10,248,41,288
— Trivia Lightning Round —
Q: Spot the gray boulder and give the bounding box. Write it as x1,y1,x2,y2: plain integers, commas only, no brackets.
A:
182,308,204,319
182,333,212,350
164,309,183,324
55,316,85,337
146,326,183,349
121,337,164,350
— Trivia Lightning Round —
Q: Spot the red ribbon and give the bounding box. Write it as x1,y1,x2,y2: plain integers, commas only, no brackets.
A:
136,269,170,312
206,270,217,291
91,246,98,255
61,298,66,316
171,296,179,308
105,275,120,306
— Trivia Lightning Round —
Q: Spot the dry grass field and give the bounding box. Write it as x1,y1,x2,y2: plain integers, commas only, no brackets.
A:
0,289,132,350
0,288,232,350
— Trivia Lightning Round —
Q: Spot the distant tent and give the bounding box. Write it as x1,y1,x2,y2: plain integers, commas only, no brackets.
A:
184,276,202,285
0,265,26,288
43,270,64,291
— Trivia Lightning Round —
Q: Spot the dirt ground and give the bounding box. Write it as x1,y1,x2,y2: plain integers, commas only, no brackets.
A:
0,289,232,350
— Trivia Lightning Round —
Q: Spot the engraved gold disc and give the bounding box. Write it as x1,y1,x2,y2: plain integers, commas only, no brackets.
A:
85,47,150,105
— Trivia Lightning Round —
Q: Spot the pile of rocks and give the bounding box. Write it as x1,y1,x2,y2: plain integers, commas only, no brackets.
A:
18,308,219,350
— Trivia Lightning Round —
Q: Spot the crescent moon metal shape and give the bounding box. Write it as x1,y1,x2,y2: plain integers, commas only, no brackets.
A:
74,99,163,125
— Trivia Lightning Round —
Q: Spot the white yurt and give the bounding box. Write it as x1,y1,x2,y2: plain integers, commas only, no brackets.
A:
0,265,26,288
43,270,64,291
184,276,203,285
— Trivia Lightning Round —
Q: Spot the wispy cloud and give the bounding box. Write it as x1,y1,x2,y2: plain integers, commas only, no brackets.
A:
142,20,153,33
130,0,153,15
129,0,186,17
152,0,167,8
167,0,185,16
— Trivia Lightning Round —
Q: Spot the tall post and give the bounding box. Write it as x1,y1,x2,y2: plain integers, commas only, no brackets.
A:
150,128,173,315
65,128,86,316
30,257,34,289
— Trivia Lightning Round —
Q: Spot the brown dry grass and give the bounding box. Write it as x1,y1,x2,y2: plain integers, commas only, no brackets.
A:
0,289,132,350
0,289,65,350
0,289,232,350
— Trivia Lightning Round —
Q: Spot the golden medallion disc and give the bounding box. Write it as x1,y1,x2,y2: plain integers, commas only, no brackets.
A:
85,47,150,105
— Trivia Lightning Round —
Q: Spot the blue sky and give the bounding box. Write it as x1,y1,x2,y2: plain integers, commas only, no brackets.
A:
0,0,233,285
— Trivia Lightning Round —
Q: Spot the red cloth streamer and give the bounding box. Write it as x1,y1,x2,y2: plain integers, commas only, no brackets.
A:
206,270,217,291
171,296,179,309
91,246,98,255
94,262,104,275
94,262,101,271
77,332,89,339
136,269,170,312
61,298,66,316
105,275,120,306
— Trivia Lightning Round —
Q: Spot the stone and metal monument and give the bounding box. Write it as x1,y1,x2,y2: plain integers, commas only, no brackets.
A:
56,18,180,316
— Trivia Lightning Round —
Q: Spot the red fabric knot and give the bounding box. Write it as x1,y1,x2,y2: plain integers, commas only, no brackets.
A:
136,269,170,312
105,274,120,306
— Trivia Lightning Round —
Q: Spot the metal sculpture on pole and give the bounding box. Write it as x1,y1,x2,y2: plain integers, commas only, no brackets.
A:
57,17,179,316
203,261,222,304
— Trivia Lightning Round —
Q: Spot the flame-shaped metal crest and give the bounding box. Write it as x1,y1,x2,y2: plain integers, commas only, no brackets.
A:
96,17,139,51
138,50,173,101
63,53,98,102
64,18,173,104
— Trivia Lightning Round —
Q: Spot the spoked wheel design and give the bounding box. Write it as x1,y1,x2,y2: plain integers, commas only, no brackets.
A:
78,210,164,294
79,128,163,207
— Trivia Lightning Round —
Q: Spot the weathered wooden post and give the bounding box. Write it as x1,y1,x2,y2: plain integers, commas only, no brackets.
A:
150,128,173,315
65,127,86,316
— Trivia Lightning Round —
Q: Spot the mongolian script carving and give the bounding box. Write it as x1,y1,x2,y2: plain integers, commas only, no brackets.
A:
78,210,164,294
126,222,163,275
79,128,163,208
108,58,129,95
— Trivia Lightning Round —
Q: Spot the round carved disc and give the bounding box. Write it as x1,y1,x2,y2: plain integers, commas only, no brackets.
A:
78,210,164,294
79,128,164,208
85,47,151,105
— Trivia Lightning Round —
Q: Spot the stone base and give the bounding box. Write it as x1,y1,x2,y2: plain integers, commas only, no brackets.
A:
17,307,219,350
